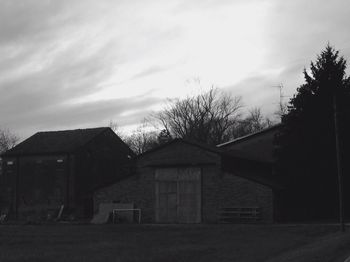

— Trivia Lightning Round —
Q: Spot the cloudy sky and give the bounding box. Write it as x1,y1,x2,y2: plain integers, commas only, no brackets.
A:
1,0,350,140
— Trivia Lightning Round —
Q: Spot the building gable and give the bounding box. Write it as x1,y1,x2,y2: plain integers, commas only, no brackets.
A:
137,139,221,168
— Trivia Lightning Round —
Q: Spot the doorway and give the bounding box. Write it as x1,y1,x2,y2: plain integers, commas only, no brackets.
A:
155,167,201,223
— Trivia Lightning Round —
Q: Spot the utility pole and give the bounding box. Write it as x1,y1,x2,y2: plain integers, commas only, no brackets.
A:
333,93,345,232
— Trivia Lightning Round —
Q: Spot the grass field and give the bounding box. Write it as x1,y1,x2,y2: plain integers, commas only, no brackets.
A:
0,224,349,262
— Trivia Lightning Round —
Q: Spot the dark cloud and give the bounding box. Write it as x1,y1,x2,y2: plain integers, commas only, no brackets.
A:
0,1,65,45
0,40,117,114
0,1,129,139
7,95,162,140
0,0,175,141
264,0,350,81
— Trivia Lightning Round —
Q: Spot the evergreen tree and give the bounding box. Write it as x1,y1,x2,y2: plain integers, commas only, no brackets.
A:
275,45,350,221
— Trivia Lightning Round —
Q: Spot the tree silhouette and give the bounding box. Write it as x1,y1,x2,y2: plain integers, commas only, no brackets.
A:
275,45,350,221
152,88,243,145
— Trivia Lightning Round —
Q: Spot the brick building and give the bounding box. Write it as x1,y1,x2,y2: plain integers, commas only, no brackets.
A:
1,127,134,220
94,138,278,223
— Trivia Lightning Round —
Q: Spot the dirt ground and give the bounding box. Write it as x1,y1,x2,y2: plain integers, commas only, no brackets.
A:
0,224,349,262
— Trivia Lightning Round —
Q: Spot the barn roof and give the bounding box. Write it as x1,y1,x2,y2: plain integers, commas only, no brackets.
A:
136,138,223,159
2,127,110,156
217,124,281,148
136,138,281,189
217,124,281,163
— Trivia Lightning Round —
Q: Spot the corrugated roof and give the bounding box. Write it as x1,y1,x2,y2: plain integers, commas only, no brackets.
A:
2,127,110,156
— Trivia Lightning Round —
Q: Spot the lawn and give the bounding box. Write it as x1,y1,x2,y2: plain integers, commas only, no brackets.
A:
0,224,349,262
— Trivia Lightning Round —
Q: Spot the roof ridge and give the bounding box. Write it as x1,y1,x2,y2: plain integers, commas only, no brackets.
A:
136,138,222,159
2,127,112,157
36,127,109,133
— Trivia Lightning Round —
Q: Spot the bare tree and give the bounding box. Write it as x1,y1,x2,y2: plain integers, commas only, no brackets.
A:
233,107,274,138
108,120,125,138
246,107,266,131
0,128,19,154
123,123,160,155
274,101,289,120
152,88,243,145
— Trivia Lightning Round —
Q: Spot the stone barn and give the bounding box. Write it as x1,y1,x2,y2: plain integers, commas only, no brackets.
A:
94,139,278,224
0,127,134,220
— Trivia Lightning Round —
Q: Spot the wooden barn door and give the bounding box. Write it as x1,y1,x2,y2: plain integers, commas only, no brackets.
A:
177,168,201,223
157,181,177,223
155,168,201,223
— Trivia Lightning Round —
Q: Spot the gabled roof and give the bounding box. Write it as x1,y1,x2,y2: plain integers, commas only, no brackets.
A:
2,127,110,156
136,138,223,159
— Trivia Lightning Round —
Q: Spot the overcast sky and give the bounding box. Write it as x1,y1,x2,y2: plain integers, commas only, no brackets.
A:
1,0,350,140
